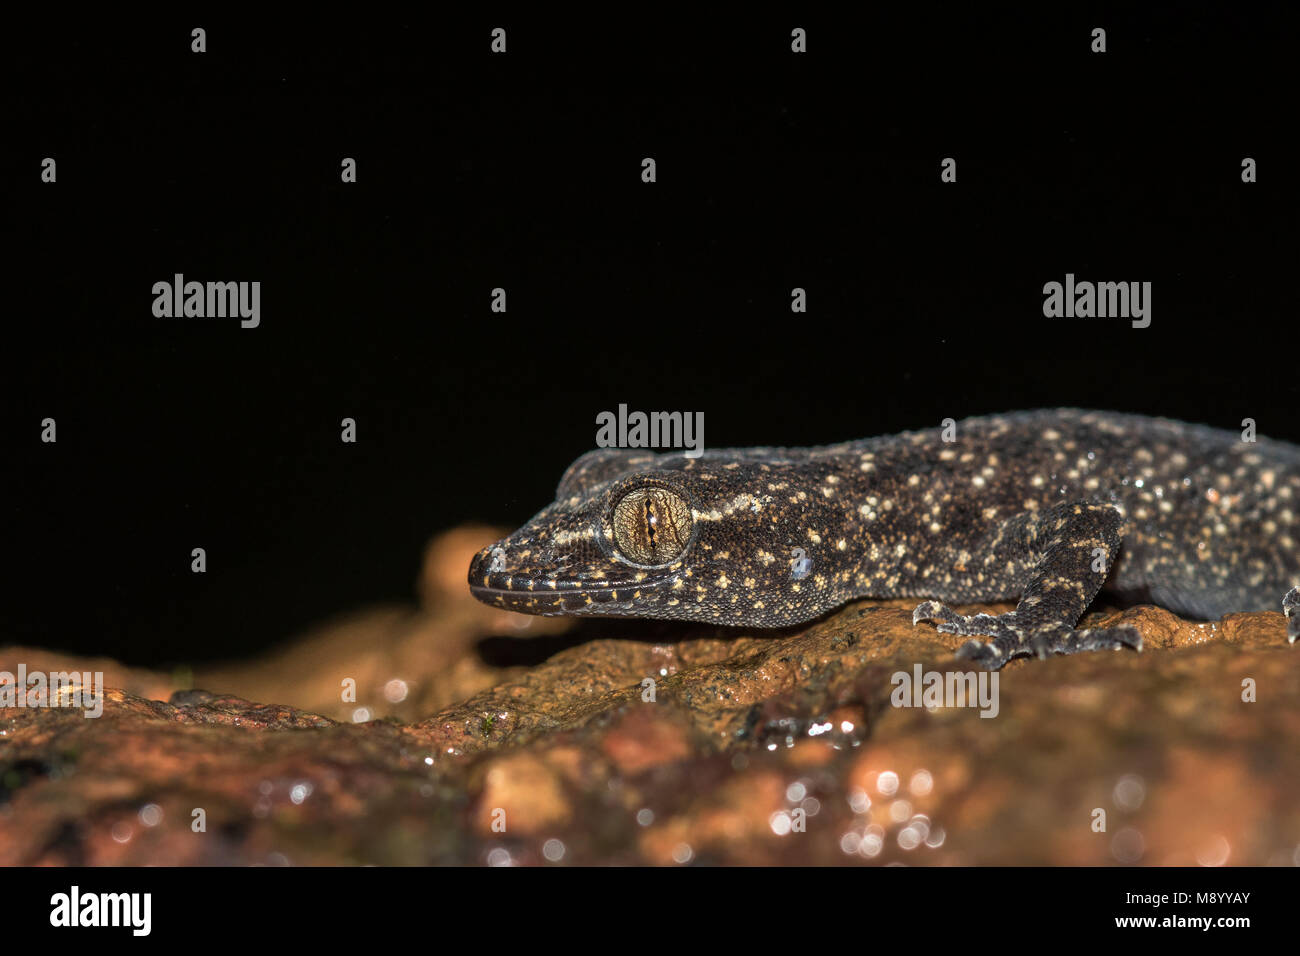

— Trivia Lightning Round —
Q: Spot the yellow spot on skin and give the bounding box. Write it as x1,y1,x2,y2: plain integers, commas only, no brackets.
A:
716,573,730,589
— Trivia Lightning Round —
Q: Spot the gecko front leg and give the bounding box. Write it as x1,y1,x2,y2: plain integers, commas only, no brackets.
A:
912,500,1143,669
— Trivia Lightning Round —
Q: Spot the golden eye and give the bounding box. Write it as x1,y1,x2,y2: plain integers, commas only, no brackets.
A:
611,488,693,565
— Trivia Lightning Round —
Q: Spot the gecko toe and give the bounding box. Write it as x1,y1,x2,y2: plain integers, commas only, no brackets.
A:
954,638,1012,670
911,600,951,626
918,606,1022,641
1283,587,1300,644
1027,625,1143,659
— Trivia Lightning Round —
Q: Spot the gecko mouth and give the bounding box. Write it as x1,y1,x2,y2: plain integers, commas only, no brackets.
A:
469,581,657,615
468,543,671,615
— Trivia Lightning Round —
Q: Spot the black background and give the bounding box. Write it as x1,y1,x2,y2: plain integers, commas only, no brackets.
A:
5,7,1293,666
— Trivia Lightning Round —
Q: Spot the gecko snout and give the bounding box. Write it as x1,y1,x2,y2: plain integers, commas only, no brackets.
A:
468,541,514,589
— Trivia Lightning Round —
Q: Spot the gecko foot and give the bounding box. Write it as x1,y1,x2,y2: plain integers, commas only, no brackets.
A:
1284,587,1300,644
914,601,1143,670
911,601,1023,640
1025,625,1143,659
913,601,1024,670
951,625,1142,670
952,636,1019,670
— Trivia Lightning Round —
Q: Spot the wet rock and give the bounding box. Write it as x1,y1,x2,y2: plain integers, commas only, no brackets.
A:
1,528,1297,865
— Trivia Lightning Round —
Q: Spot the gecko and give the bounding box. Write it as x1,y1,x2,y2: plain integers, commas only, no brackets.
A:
468,410,1300,668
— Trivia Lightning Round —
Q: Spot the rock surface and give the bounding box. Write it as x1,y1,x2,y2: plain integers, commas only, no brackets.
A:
2,527,1297,866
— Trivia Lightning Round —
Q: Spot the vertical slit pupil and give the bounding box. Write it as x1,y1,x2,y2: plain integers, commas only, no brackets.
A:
645,498,657,552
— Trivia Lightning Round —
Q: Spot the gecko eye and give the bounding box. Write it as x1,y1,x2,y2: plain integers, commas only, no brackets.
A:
611,487,693,565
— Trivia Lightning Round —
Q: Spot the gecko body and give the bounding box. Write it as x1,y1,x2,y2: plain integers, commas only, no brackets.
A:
469,410,1300,667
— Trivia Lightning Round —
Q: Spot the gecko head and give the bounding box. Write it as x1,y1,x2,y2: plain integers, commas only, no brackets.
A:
468,448,818,624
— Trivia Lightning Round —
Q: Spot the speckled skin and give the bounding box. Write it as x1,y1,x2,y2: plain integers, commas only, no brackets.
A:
469,410,1300,667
